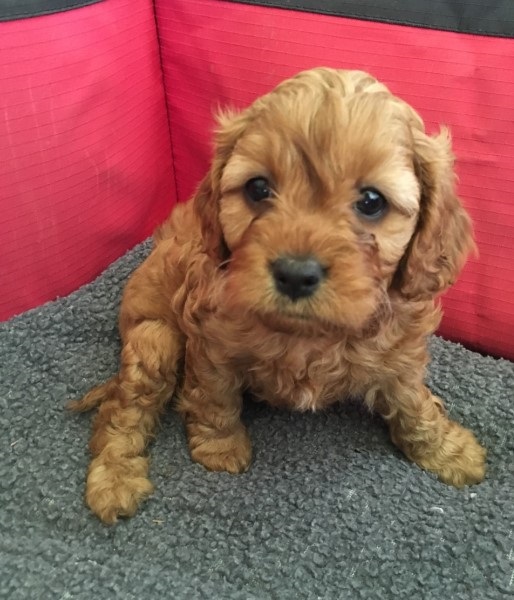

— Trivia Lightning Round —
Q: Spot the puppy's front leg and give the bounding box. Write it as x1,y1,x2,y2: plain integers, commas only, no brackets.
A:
373,380,486,486
179,347,251,473
70,320,182,523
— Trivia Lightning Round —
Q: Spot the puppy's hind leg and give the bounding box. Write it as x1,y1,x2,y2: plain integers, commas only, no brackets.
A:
372,381,486,487
69,319,183,524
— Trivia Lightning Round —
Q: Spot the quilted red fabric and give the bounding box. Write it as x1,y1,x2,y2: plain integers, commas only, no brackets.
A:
0,0,175,320
2,0,513,360
155,0,514,359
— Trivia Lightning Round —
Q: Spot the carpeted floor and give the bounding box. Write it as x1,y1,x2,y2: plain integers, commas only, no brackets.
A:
1,240,513,600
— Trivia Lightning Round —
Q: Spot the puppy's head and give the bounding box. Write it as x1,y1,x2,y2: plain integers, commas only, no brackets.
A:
194,68,474,335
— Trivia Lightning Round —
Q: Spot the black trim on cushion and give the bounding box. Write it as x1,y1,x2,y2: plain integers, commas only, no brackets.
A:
0,0,103,21
228,0,514,38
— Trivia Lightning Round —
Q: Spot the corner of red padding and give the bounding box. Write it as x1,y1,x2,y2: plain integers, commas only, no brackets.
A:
0,0,175,321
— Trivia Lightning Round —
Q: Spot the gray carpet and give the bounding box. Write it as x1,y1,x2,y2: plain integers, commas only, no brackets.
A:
1,240,513,600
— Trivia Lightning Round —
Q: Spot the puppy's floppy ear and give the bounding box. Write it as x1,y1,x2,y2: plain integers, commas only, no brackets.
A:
193,109,250,262
393,127,475,300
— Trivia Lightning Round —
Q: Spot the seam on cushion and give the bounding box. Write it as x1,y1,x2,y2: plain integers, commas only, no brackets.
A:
226,0,514,39
152,0,179,207
0,0,103,22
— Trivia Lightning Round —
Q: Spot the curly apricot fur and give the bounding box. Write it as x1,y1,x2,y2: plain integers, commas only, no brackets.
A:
70,68,485,523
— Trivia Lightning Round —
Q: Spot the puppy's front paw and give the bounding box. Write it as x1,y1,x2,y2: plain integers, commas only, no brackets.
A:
189,426,252,474
85,456,154,524
415,423,486,487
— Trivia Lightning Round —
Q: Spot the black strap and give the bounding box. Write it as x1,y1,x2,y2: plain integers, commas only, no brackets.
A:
0,0,104,21
228,0,514,38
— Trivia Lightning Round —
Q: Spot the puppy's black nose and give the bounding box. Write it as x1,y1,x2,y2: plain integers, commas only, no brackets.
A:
271,256,325,301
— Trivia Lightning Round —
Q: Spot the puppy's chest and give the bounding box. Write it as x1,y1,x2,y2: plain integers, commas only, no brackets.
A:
241,341,357,411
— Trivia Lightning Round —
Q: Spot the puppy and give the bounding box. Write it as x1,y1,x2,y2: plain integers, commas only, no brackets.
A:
70,68,486,523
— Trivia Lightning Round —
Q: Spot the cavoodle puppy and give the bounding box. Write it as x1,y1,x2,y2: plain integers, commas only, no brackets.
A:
70,68,486,523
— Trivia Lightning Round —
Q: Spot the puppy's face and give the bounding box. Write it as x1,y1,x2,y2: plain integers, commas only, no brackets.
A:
197,69,473,335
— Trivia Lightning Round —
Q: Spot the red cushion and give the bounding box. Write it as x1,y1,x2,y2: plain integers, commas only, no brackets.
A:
0,0,175,320
155,0,514,360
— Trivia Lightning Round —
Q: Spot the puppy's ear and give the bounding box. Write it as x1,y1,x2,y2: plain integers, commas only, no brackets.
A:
193,109,250,262
393,128,475,300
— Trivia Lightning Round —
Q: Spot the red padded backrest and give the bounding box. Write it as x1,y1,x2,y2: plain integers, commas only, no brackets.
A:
0,0,175,319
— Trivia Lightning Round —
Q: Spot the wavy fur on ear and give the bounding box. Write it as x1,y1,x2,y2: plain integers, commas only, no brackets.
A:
395,128,475,300
193,110,251,262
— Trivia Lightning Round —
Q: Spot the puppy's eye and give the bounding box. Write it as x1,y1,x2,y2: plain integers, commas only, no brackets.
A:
354,188,388,219
244,177,273,203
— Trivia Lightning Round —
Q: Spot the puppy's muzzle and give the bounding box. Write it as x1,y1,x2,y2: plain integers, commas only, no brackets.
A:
270,256,326,301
